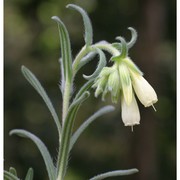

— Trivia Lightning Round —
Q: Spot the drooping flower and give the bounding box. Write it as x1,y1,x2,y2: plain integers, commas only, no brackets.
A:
121,92,140,128
92,28,158,129
130,70,158,108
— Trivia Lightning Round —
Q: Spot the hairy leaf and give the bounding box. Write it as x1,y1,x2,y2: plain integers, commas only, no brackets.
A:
10,130,56,180
51,16,72,82
67,4,93,46
89,169,139,180
21,66,61,136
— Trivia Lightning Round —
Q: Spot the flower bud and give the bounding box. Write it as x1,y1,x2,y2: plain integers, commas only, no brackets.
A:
107,68,121,103
119,63,133,105
130,71,158,107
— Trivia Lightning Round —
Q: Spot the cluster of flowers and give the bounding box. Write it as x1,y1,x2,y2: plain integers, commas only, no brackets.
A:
93,35,158,130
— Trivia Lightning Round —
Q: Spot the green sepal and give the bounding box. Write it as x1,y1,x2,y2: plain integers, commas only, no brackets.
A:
67,4,93,46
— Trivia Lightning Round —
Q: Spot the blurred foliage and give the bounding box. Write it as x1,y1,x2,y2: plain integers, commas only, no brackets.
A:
5,0,176,180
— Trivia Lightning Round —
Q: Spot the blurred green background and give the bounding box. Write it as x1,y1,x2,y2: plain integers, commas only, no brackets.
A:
4,0,176,179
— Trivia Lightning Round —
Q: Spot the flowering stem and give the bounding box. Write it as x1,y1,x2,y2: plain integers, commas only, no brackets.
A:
57,42,123,180
72,43,120,77
62,79,72,123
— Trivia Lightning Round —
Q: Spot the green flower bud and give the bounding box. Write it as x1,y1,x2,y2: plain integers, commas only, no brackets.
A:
119,63,133,105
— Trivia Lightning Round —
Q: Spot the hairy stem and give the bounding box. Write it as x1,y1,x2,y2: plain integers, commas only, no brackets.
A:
62,79,72,124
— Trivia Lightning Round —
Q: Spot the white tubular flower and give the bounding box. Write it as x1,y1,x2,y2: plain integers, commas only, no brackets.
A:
121,93,140,129
92,27,158,130
130,71,158,108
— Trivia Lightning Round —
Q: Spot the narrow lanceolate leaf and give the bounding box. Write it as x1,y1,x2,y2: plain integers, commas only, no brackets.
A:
67,4,93,46
89,169,139,180
25,168,34,180
77,51,97,72
127,27,138,49
70,105,115,150
115,36,128,59
74,79,94,101
21,66,61,136
4,171,19,180
51,16,72,82
9,167,17,177
83,49,107,80
57,91,90,179
10,130,56,180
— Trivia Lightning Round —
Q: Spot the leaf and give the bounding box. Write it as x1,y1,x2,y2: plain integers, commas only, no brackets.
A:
83,48,107,80
9,130,56,180
51,16,72,82
127,27,138,49
74,79,94,101
115,36,128,59
4,171,19,180
25,168,34,180
9,167,17,177
69,106,115,150
89,169,139,180
77,51,97,72
21,66,61,136
67,4,93,46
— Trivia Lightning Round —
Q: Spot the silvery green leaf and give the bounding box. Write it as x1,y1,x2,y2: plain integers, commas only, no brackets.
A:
10,130,56,180
74,79,94,101
77,51,97,72
127,27,138,49
115,36,128,58
25,168,34,180
89,169,139,180
70,105,115,150
67,4,93,46
9,167,17,177
21,66,61,135
51,16,72,82
83,48,106,80
4,171,19,180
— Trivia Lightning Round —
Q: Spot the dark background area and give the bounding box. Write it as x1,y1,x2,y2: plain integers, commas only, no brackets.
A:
4,0,176,179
